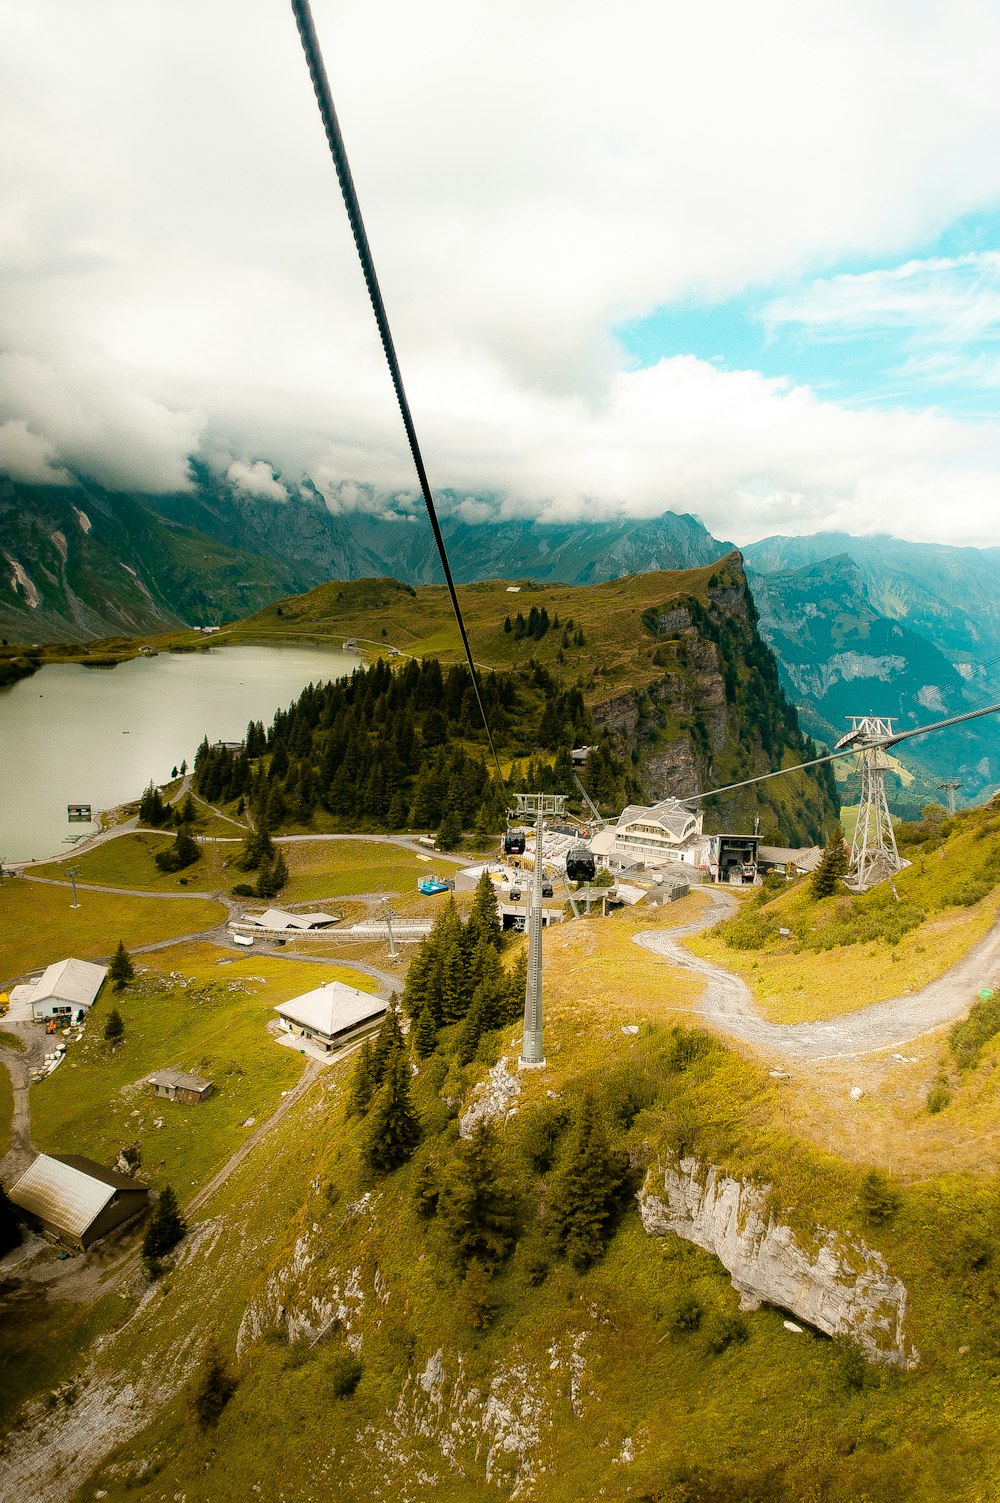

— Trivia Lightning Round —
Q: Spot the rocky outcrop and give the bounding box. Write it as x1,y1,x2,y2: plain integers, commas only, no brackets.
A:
639,1157,917,1368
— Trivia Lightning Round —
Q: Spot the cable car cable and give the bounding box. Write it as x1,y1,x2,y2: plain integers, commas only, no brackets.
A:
683,697,1000,804
289,0,506,789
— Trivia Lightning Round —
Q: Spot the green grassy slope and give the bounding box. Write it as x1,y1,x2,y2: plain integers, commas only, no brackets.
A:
13,1008,1000,1503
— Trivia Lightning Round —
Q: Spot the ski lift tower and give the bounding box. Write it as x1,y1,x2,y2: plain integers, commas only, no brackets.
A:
835,716,903,892
513,792,566,1068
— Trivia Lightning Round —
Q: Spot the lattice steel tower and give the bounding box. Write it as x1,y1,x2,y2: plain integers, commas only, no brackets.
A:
512,792,566,1068
835,716,902,892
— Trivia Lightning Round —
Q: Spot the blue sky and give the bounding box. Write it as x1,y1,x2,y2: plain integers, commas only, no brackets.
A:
617,206,1000,421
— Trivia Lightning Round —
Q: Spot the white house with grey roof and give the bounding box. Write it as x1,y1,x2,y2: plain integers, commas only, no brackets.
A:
23,958,108,1022
589,798,707,871
8,1152,149,1249
275,980,386,1052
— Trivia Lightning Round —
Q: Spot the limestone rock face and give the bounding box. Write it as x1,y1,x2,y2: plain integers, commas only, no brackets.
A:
639,1157,917,1368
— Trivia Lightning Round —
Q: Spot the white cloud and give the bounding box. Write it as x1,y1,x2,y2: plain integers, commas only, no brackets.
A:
226,459,287,502
4,2,1000,535
0,419,72,485
764,253,1000,347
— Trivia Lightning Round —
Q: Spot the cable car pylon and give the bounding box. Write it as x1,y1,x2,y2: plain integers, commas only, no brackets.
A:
835,717,903,892
511,792,567,1068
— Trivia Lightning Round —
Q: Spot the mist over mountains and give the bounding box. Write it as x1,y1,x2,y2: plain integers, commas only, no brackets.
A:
3,469,999,810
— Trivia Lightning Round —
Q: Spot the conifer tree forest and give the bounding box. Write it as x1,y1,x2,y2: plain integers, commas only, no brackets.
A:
192,655,638,835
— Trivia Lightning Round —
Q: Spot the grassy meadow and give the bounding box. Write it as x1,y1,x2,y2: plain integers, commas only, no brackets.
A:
30,943,379,1198
689,807,1000,1025
0,878,226,982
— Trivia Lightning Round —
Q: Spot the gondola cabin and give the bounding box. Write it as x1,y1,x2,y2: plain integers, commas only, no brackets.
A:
566,847,596,883
503,828,526,856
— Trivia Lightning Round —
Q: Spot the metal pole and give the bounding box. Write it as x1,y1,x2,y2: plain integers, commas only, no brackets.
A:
68,866,80,908
520,802,546,1067
385,904,398,962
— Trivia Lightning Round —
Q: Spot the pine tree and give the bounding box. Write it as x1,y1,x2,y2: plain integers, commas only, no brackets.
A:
811,826,850,898
360,1050,421,1173
104,1007,124,1042
467,870,502,952
455,989,489,1066
436,809,463,850
413,1005,439,1059
370,997,405,1084
190,1341,237,1430
139,782,167,827
108,940,135,991
176,792,198,825
547,1094,626,1270
436,1122,520,1274
347,1040,377,1116
154,829,201,873
237,827,274,872
142,1184,186,1271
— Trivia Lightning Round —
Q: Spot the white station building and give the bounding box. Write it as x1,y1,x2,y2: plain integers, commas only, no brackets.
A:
275,980,386,1053
588,798,708,873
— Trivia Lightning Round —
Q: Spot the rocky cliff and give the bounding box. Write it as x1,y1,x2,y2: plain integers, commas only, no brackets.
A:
592,554,838,844
639,1157,917,1368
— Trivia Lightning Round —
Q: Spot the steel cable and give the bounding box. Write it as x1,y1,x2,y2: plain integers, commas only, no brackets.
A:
290,0,506,788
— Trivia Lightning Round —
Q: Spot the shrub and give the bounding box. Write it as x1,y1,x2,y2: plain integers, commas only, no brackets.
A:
703,1309,749,1354
950,992,1000,1070
926,1078,951,1114
857,1169,900,1226
328,1352,363,1397
190,1342,237,1430
665,1293,703,1334
104,1008,124,1042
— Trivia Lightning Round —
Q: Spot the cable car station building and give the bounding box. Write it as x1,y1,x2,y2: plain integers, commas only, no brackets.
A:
589,798,708,874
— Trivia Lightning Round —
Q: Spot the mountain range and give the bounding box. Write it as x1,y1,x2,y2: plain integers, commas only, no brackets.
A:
3,468,999,812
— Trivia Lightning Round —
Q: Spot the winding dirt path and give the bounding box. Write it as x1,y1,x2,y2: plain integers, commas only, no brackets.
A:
634,890,1000,1060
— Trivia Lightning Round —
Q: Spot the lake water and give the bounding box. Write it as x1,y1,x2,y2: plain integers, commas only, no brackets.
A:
0,644,359,863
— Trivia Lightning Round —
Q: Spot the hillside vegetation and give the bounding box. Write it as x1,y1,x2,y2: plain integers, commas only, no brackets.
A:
196,558,838,844
692,800,1000,1023
8,894,1000,1502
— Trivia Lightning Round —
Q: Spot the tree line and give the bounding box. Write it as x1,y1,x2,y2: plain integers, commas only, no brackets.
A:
191,655,632,841
341,872,634,1325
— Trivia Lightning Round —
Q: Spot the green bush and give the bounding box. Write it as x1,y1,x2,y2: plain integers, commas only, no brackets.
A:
950,992,1000,1070
926,1078,951,1114
327,1352,363,1397
664,1293,703,1334
703,1309,749,1354
857,1169,900,1226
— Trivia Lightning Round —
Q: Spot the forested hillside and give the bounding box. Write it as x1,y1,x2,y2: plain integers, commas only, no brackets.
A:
193,564,837,846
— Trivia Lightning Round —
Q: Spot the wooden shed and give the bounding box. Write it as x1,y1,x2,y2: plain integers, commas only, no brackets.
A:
147,1067,214,1105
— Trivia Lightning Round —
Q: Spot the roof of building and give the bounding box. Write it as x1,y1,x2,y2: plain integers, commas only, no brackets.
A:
759,845,823,872
275,981,385,1038
148,1067,213,1093
8,1153,144,1239
29,958,108,1008
617,798,700,841
250,908,337,931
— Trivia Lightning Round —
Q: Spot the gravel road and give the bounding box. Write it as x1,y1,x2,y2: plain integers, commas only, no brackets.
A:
633,890,1000,1060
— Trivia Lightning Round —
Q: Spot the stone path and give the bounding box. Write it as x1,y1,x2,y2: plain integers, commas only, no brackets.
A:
634,890,1000,1060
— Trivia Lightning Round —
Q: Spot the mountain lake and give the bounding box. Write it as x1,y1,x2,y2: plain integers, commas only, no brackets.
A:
0,643,360,863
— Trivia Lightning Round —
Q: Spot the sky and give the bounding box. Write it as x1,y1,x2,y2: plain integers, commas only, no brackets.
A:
4,0,1000,547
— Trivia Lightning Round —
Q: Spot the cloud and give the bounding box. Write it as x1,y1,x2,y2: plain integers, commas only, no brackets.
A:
0,418,72,485
0,353,203,493
5,2,1000,537
226,459,287,502
763,253,1000,348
